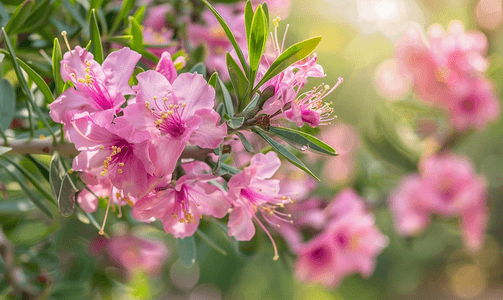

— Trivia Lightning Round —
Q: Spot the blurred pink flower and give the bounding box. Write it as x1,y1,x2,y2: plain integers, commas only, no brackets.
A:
251,0,292,19
389,153,488,251
295,189,387,288
107,234,169,278
393,21,500,131
187,4,246,80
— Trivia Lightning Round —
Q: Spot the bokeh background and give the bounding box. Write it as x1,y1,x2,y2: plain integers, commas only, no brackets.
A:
1,0,503,299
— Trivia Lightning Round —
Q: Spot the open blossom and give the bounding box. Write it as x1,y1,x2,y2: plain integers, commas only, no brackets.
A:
132,164,230,239
69,113,155,197
187,4,246,79
125,71,227,177
295,189,387,288
106,234,169,278
226,151,292,259
389,153,488,251
394,21,500,130
50,47,141,129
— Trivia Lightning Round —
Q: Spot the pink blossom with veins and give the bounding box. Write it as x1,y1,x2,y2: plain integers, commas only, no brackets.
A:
225,151,293,260
132,166,230,239
106,234,169,278
49,47,141,130
389,153,488,251
76,172,137,214
187,4,246,80
125,71,227,177
69,113,155,197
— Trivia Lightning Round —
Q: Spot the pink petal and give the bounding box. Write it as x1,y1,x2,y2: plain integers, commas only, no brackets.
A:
188,109,227,149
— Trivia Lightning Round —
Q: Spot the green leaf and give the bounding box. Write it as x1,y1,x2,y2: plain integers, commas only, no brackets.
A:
0,156,55,205
254,36,322,91
244,1,253,42
0,146,11,156
177,236,197,268
236,132,254,152
212,144,223,175
201,0,249,75
195,229,227,256
217,75,234,117
0,78,15,130
248,5,268,73
49,152,65,199
89,9,104,64
107,35,132,44
221,163,241,175
262,2,269,29
129,66,145,86
89,0,104,13
16,58,54,104
208,72,218,88
132,6,146,23
52,38,64,95
14,0,53,34
129,16,144,52
189,62,206,77
109,0,134,34
4,0,36,35
0,162,53,219
269,126,338,156
26,154,50,180
226,52,249,110
252,126,319,180
58,174,77,217
227,117,244,129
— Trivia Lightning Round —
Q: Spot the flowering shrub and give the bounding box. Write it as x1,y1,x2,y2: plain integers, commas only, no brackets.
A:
0,0,501,299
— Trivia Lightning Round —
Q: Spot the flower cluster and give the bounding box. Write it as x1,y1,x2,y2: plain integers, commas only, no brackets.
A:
393,21,500,131
294,189,388,288
389,153,488,252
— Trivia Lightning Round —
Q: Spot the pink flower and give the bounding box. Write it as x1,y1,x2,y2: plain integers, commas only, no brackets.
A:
132,171,230,239
389,153,488,251
107,234,169,278
50,47,140,129
69,113,155,197
394,21,500,130
226,151,292,259
295,189,387,288
251,0,292,19
76,172,136,213
128,71,227,177
187,4,246,79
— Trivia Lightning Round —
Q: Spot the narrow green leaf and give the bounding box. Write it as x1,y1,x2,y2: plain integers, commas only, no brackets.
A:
227,117,244,129
49,152,65,198
26,155,50,180
58,174,77,217
89,9,104,64
212,144,223,175
262,2,269,29
0,78,15,130
4,0,36,35
189,62,206,77
15,0,53,34
254,36,322,91
89,0,103,14
177,236,197,268
0,156,55,204
16,58,54,104
226,52,249,110
109,0,134,34
129,66,145,86
220,163,241,175
139,49,159,64
252,126,319,180
208,72,218,88
244,1,253,42
236,132,254,152
201,0,249,75
0,146,12,156
129,16,144,52
133,6,146,24
0,162,53,219
52,38,64,95
217,75,234,117
107,35,132,44
195,229,227,256
248,5,268,72
269,126,338,156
